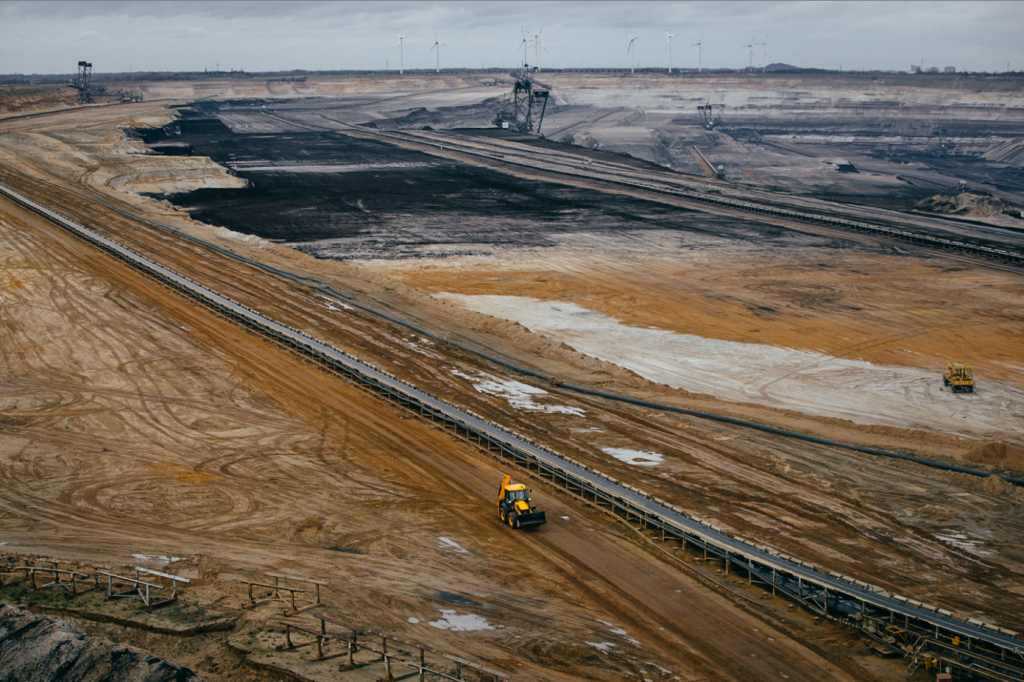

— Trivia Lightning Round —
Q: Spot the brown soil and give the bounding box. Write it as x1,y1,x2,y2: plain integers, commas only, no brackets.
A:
0,189,863,681
0,84,76,115
964,441,1024,473
369,247,1024,391
2,80,1024,680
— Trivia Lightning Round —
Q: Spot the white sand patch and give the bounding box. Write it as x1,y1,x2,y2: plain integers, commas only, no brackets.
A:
585,641,616,652
597,619,628,636
318,295,354,311
438,536,469,554
935,533,993,557
132,554,182,565
435,294,1024,443
400,336,441,358
603,448,664,467
451,369,585,416
596,619,640,645
429,610,494,632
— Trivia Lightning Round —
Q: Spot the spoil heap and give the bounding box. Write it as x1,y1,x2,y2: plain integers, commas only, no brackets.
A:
915,192,1021,218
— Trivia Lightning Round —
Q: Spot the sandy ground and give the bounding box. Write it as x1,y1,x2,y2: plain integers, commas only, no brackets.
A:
368,240,1024,446
2,79,1024,680
435,292,1024,442
0,195,868,682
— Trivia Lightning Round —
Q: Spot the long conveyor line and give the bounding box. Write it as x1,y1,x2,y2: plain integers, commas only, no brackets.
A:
3,181,1023,679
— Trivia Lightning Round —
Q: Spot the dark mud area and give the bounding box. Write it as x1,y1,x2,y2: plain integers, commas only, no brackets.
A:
135,107,851,261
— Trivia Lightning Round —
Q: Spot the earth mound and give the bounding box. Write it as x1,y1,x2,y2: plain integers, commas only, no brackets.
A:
963,441,1024,473
915,192,1021,218
0,84,76,115
0,602,204,682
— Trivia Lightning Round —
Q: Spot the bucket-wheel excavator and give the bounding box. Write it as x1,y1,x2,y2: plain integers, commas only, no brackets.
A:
496,475,547,529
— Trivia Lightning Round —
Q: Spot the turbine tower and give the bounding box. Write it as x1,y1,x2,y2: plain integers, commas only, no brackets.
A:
430,30,446,73
519,28,530,69
627,33,639,74
756,32,769,73
665,30,677,74
396,31,410,74
691,32,704,72
742,36,755,71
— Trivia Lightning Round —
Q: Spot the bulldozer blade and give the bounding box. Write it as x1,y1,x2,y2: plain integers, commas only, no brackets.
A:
516,511,547,528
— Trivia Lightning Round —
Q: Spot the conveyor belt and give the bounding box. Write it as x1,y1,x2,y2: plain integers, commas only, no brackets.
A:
2,181,1021,677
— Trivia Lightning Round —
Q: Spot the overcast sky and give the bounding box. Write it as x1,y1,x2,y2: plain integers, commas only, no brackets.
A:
1,1,1022,75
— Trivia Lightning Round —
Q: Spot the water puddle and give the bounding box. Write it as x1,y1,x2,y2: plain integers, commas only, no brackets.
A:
429,610,494,632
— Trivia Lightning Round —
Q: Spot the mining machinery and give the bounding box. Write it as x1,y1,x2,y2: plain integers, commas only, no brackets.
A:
117,89,144,104
697,99,719,129
71,61,93,104
943,361,975,393
67,61,106,104
496,474,547,529
493,64,551,135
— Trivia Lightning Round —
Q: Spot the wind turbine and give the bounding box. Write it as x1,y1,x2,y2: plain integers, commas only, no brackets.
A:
532,27,545,72
396,31,410,74
742,36,755,71
756,32,769,73
519,28,530,69
691,32,704,72
430,31,446,73
627,33,639,74
665,30,677,74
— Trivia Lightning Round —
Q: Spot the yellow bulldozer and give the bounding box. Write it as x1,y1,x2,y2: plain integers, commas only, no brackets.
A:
496,474,547,529
943,361,975,394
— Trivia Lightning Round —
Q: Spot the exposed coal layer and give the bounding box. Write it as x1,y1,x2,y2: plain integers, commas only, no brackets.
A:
137,109,852,260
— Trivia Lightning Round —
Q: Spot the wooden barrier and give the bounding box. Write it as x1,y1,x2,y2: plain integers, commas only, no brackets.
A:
241,572,327,614
10,566,93,596
96,567,189,608
275,612,511,681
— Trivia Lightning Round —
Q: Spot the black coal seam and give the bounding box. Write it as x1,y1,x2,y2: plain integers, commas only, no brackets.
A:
3,161,1021,487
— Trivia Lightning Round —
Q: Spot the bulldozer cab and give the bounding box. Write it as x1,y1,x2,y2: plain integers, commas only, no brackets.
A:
948,363,972,381
504,487,529,503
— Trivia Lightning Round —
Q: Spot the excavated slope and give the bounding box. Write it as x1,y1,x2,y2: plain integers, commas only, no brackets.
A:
0,603,203,682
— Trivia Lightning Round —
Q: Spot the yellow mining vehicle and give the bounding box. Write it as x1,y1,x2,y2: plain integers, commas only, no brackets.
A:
496,475,547,529
943,361,975,393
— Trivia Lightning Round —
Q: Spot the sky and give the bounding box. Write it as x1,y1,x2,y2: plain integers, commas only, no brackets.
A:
1,1,1022,75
